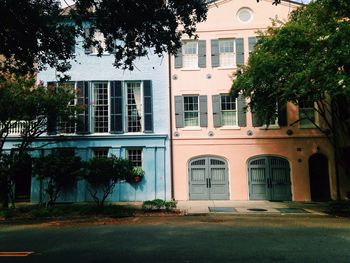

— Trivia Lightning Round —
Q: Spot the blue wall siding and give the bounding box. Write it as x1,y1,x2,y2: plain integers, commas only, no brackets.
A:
11,34,172,203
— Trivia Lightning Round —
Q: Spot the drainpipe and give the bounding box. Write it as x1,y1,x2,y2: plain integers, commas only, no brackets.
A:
168,53,175,200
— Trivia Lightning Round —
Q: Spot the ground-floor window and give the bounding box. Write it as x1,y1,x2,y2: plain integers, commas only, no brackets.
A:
127,149,143,167
92,148,109,158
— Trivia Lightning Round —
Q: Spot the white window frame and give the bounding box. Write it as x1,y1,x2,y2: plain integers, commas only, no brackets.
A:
92,81,110,133
124,81,143,133
219,39,236,68
182,41,198,69
183,95,200,127
220,94,238,127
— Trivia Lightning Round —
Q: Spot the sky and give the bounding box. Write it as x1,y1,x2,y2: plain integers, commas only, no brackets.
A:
60,0,311,8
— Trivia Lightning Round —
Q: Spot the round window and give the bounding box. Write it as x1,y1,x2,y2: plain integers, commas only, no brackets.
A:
237,8,253,23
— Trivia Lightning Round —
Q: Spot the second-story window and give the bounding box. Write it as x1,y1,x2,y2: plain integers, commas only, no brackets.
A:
59,82,76,134
92,82,109,133
182,41,198,68
219,39,236,68
126,82,142,132
299,98,316,128
184,96,199,127
221,95,237,126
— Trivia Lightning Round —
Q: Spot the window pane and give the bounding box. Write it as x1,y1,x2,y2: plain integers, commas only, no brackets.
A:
126,82,142,132
184,96,199,127
219,39,235,67
127,149,142,167
92,148,109,158
299,99,316,127
59,82,76,134
93,82,109,133
221,95,237,126
183,41,198,68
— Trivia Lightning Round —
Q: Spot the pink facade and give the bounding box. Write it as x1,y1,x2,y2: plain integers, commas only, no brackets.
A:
171,0,338,201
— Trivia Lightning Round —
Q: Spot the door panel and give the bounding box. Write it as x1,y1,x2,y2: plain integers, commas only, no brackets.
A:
249,156,291,201
189,157,229,200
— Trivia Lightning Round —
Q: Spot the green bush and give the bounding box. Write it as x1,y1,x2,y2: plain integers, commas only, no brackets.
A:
142,199,177,211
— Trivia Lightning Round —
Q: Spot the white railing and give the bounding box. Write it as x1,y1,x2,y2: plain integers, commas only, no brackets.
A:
0,120,37,135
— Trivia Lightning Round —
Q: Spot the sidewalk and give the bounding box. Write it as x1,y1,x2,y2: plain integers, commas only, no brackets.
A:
176,200,330,215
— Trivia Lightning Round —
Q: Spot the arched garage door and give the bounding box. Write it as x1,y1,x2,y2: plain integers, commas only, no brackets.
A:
189,156,229,200
248,156,292,201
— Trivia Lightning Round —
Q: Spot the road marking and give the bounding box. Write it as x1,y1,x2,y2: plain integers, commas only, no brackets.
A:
0,252,34,257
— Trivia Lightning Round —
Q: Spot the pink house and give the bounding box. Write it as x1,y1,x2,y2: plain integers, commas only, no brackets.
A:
170,0,339,201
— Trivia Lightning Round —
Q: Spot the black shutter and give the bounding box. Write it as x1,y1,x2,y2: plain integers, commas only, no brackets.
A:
47,82,57,135
76,81,90,134
110,81,123,133
143,80,153,133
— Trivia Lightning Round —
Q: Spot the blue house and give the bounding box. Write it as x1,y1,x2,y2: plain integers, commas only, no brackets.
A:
4,23,171,203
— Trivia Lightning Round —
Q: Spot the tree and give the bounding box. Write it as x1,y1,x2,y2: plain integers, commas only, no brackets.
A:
231,0,350,199
0,77,76,208
84,156,139,206
32,154,83,207
1,0,277,77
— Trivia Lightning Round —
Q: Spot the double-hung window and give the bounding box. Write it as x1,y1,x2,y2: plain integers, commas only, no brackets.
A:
219,39,236,68
299,98,316,128
221,95,238,126
184,96,199,127
59,82,76,134
182,41,198,68
126,82,142,133
92,82,109,133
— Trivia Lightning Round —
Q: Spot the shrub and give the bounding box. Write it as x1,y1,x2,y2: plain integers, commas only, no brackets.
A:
142,199,177,211
32,155,83,207
84,156,141,206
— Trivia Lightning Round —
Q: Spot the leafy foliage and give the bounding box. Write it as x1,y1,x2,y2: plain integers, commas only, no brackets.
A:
231,0,350,194
33,154,83,207
84,156,142,206
142,199,177,211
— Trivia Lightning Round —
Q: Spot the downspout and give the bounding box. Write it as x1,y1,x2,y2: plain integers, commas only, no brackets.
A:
168,53,175,200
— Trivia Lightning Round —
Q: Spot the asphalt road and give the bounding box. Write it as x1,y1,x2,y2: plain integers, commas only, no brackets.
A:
0,214,349,263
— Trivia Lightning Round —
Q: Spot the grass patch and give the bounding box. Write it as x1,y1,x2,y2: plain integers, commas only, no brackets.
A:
0,204,135,220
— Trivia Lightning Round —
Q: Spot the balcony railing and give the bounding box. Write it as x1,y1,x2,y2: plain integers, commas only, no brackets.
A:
0,120,37,135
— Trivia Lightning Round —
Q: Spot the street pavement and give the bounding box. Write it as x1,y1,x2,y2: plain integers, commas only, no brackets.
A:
0,213,349,263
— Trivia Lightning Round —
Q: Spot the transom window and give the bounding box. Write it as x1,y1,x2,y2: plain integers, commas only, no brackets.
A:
221,95,237,126
127,149,143,167
299,98,316,128
219,39,235,67
182,41,198,68
184,96,199,127
126,82,142,133
92,82,109,133
92,148,109,158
